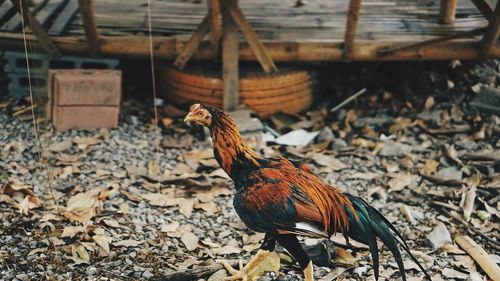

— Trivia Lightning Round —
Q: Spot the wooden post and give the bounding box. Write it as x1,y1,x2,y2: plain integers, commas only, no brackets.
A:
478,0,500,59
207,0,222,55
11,0,61,57
173,16,210,69
78,0,100,57
342,0,362,61
222,1,239,111
225,0,277,73
470,0,494,21
439,0,457,24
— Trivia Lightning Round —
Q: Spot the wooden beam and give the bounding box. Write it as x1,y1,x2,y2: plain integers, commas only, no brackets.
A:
439,0,457,24
224,0,278,73
78,0,100,57
342,0,362,61
222,2,239,111
173,16,210,69
470,0,494,21
379,27,486,56
10,0,61,57
0,33,499,61
207,0,222,55
478,0,500,58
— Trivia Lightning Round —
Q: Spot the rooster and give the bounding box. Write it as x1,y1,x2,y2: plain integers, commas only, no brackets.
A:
184,104,430,281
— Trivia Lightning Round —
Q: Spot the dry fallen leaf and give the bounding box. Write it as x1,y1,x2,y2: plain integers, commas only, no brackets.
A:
160,222,180,233
63,190,102,222
73,136,100,151
1,181,41,214
387,173,417,192
420,159,439,176
181,231,199,251
212,245,241,255
61,226,85,238
93,234,112,256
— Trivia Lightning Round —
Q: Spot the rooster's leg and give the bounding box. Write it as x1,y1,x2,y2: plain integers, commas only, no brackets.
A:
276,234,314,281
221,233,279,281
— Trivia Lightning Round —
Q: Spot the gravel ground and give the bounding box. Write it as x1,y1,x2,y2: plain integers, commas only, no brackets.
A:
0,61,499,281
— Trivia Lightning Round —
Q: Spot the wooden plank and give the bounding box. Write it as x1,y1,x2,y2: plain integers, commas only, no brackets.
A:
36,0,66,26
379,27,486,56
2,0,20,31
173,15,210,69
207,0,222,54
48,0,79,35
224,0,277,73
10,0,60,57
222,2,239,111
342,0,362,61
78,0,100,56
0,0,14,24
470,0,494,21
1,32,499,61
478,0,500,58
440,0,457,24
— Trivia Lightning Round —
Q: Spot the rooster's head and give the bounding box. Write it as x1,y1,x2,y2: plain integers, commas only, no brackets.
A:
184,104,212,127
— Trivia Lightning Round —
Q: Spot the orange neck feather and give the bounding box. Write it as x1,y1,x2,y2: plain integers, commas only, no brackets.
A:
209,109,261,178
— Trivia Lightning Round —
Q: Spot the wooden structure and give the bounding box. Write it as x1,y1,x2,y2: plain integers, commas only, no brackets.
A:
0,0,499,109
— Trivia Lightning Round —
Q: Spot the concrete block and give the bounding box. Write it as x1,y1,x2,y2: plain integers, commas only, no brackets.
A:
53,106,119,131
53,70,121,106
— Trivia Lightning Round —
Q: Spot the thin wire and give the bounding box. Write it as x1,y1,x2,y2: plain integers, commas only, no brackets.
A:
19,0,57,206
147,0,160,153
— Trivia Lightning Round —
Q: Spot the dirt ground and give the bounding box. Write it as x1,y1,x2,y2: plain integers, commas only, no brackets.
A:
0,60,499,280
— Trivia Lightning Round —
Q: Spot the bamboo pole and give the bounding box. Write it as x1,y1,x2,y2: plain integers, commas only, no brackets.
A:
342,0,362,61
222,1,239,111
0,33,499,61
78,0,100,57
10,0,61,57
478,0,500,58
439,0,457,24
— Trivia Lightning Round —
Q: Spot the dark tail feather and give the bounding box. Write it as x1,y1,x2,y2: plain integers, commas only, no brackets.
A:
344,195,430,280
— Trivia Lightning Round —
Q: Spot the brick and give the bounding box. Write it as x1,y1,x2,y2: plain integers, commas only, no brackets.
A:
53,70,121,106
53,106,119,131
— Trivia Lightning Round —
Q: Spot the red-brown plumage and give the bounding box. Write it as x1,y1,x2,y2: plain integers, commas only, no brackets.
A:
184,104,430,281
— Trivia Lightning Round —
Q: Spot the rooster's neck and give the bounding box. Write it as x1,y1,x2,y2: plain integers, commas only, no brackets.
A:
210,112,261,179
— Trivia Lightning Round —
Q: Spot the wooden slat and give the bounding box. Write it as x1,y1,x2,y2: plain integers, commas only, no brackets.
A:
0,0,14,24
10,0,60,57
224,0,277,73
1,32,499,61
207,0,222,54
173,15,210,69
342,0,362,61
222,2,239,111
478,0,500,58
470,0,494,21
35,0,66,25
78,0,100,56
48,0,79,35
440,0,457,24
379,27,486,56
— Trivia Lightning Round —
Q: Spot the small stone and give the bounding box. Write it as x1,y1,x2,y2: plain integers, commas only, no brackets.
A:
142,270,154,279
15,274,28,281
86,267,97,276
426,222,452,249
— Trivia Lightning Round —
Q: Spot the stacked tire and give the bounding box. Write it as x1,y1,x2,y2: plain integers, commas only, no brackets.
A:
157,64,312,116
